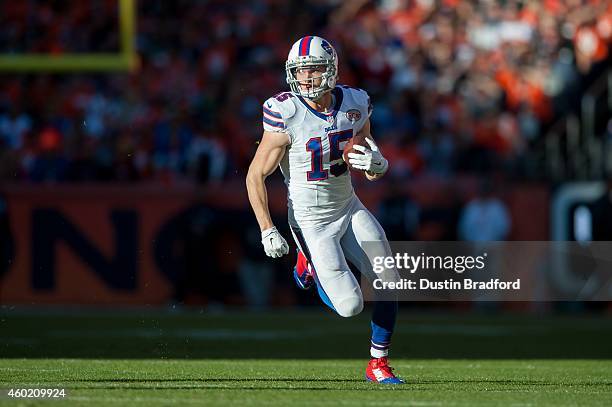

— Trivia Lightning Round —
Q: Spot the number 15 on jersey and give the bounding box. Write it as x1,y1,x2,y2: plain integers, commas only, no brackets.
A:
305,129,352,181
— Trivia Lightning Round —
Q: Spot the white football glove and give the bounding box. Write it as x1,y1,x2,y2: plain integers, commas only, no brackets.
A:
261,226,289,258
347,138,389,175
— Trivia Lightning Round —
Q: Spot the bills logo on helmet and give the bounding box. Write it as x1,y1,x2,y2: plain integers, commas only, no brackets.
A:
346,109,362,122
321,40,333,55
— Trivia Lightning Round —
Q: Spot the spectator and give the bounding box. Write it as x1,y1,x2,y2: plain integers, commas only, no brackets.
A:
0,0,608,183
0,106,31,150
458,179,511,241
377,184,420,241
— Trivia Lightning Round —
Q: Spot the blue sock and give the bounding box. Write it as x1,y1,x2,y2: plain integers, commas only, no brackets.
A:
370,300,397,357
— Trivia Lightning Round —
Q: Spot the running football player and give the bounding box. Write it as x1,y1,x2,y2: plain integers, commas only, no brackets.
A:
246,36,403,384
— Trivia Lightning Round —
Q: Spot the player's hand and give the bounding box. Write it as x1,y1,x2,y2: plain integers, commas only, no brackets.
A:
347,138,388,175
261,226,289,258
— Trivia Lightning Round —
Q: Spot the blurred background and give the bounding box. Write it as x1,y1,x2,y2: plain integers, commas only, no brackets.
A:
0,0,610,313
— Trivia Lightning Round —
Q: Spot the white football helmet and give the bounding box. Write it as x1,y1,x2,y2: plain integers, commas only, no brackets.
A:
285,36,338,101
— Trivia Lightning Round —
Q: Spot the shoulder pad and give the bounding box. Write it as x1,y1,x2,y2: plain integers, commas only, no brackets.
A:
345,86,369,107
265,92,297,121
339,86,372,118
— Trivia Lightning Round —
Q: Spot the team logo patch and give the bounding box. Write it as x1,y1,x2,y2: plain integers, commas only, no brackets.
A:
321,40,333,55
346,109,361,122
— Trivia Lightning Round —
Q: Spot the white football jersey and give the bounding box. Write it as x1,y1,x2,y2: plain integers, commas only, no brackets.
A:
262,85,372,227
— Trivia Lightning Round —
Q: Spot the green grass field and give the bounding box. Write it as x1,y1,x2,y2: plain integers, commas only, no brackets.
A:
0,308,611,406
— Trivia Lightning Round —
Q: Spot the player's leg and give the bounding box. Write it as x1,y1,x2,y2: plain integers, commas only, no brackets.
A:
341,202,399,356
340,200,404,384
290,222,363,318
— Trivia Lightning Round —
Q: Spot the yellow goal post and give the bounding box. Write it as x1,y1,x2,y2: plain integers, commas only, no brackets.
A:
0,0,137,72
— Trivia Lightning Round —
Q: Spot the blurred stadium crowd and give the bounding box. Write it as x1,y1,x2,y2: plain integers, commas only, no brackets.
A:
0,0,610,184
1,1,611,309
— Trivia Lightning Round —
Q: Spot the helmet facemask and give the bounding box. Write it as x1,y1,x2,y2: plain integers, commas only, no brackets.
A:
286,58,337,101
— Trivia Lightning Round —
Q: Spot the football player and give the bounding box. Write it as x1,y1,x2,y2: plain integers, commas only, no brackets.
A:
246,36,403,384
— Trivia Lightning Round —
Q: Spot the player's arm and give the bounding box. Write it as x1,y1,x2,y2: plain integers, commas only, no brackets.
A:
246,130,290,258
349,118,389,181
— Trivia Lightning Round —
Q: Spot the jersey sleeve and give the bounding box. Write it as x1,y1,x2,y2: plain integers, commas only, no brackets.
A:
347,87,372,132
262,98,287,133
355,88,373,118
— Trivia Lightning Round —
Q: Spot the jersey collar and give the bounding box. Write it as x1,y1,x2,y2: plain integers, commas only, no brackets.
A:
297,87,343,121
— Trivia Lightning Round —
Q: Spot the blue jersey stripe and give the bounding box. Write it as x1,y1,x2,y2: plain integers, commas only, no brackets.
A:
263,107,282,119
263,117,285,128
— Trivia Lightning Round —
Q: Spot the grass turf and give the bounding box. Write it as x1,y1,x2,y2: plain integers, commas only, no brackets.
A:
1,359,611,406
0,309,611,406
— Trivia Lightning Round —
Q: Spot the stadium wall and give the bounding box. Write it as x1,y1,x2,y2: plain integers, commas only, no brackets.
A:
0,181,548,305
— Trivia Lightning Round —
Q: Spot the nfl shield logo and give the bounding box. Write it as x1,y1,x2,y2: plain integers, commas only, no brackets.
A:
327,115,335,123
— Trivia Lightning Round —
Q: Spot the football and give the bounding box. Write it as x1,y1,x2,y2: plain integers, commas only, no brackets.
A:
343,133,367,171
